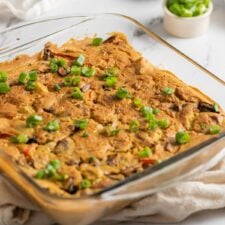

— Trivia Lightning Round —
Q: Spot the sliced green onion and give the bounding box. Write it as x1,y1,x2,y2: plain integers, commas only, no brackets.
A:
44,120,60,132
25,81,36,91
106,126,120,137
10,134,29,144
213,103,220,113
74,119,88,130
72,77,80,86
138,147,152,158
167,0,210,17
129,120,140,132
49,159,61,170
148,120,158,130
35,159,67,181
57,59,66,67
81,66,96,77
0,71,8,82
162,87,175,95
92,37,103,46
70,65,81,75
54,83,61,91
141,106,153,118
64,77,72,86
82,131,89,137
105,76,117,87
133,98,142,107
0,82,10,94
116,87,132,99
35,170,45,179
29,70,37,81
176,131,190,144
71,87,83,99
26,114,43,128
74,54,85,66
19,72,29,84
209,124,221,134
80,179,91,189
104,67,119,77
157,119,170,129
50,62,58,73
153,108,160,115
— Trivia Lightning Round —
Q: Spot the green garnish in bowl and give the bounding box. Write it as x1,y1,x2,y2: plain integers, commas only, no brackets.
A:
167,0,211,17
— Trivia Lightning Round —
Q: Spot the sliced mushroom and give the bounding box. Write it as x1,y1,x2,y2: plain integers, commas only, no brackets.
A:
57,67,68,77
81,84,91,92
53,139,69,154
198,102,219,113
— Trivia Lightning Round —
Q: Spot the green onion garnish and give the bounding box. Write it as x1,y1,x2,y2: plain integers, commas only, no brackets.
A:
0,71,8,82
175,131,190,144
167,0,211,17
70,66,81,75
81,66,96,77
105,76,117,87
82,131,89,137
141,106,153,117
0,82,10,94
57,59,66,67
50,62,58,73
153,108,160,115
106,126,120,137
26,114,43,128
74,119,88,130
162,87,175,95
64,77,72,86
92,37,103,46
129,120,140,132
35,159,67,181
54,83,61,91
80,179,91,189
104,67,119,77
157,119,170,129
44,120,60,132
71,87,83,99
64,76,80,86
209,124,221,134
29,70,37,81
133,98,142,107
72,77,80,86
74,54,85,67
25,81,36,91
19,72,29,84
213,103,220,113
148,120,158,130
50,58,66,73
138,147,152,158
116,87,132,99
10,134,29,144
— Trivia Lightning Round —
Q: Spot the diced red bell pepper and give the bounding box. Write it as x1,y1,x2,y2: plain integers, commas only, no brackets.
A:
140,158,157,167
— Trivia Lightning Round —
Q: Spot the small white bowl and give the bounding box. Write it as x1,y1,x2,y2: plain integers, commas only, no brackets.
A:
163,0,213,38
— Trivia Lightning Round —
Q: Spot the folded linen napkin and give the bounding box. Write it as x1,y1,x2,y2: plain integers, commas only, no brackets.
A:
1,157,225,225
0,0,61,20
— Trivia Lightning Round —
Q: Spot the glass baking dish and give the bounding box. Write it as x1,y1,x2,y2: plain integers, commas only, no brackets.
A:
0,14,225,225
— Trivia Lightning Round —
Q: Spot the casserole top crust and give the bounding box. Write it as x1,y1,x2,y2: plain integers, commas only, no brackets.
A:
0,33,224,196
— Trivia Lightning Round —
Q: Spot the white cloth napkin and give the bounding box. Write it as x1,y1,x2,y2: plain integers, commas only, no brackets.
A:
1,157,225,225
0,0,60,20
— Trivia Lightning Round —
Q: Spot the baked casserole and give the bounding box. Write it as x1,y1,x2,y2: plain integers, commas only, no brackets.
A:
0,33,224,197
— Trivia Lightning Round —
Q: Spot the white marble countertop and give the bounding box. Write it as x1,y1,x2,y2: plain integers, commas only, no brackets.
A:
0,0,225,224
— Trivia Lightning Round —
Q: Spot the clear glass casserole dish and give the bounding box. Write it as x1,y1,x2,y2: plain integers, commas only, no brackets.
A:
0,14,225,225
